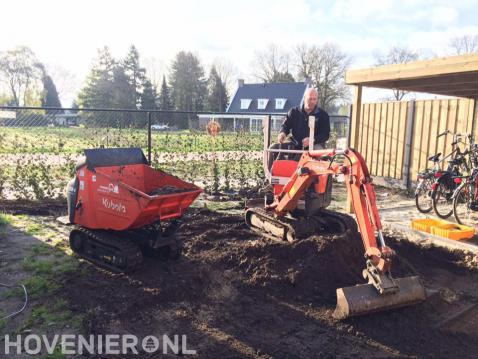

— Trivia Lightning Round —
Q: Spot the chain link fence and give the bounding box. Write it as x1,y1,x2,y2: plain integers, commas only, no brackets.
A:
0,106,348,200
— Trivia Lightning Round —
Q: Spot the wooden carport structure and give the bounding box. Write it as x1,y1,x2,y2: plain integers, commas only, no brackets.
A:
346,53,478,189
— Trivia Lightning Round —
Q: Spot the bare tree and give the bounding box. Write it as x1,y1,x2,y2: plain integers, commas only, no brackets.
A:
375,46,419,101
212,58,239,95
295,43,351,110
0,46,43,106
251,44,294,83
143,56,166,89
449,34,478,55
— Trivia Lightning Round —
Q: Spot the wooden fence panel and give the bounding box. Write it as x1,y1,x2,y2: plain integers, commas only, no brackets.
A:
355,98,474,186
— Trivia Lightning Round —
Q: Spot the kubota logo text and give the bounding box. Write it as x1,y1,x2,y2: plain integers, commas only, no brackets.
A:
102,198,126,213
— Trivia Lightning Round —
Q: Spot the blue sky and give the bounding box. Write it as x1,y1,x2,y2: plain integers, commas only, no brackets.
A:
1,0,477,104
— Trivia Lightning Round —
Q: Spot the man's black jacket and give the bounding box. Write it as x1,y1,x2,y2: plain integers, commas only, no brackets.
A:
280,105,330,146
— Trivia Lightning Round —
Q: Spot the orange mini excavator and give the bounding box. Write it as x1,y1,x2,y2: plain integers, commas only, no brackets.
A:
245,117,426,319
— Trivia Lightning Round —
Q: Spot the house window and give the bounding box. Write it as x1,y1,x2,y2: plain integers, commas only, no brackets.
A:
275,98,286,109
257,99,269,110
250,118,263,133
241,99,252,109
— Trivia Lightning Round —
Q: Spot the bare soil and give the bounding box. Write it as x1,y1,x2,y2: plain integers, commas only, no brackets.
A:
62,210,478,358
1,199,478,358
0,198,65,216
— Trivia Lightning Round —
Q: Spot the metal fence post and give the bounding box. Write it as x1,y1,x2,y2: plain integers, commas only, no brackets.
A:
147,111,152,165
402,100,416,190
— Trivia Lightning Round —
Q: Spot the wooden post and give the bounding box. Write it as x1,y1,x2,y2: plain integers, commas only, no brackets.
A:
350,85,363,149
472,98,477,137
346,86,362,213
147,112,152,165
402,100,416,190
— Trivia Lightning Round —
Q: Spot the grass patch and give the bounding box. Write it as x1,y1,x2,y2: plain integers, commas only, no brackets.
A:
26,223,45,236
23,254,78,276
0,310,6,331
22,276,60,298
24,303,71,328
54,258,79,274
203,200,243,212
31,243,53,255
0,213,13,226
21,299,84,334
43,346,67,359
23,256,55,275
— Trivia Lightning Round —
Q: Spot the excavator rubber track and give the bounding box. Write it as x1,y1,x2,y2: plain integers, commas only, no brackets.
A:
69,227,144,273
245,207,358,241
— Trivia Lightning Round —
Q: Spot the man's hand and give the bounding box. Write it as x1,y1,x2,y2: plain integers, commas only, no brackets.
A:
302,137,310,148
277,132,286,144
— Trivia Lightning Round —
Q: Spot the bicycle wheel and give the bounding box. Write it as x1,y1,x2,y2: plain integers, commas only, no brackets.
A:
415,179,433,213
432,182,454,219
453,184,478,226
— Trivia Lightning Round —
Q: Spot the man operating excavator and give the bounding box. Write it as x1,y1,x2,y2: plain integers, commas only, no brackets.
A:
267,87,330,171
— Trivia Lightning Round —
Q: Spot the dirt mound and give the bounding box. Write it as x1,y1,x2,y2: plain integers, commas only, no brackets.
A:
226,233,364,304
184,210,366,303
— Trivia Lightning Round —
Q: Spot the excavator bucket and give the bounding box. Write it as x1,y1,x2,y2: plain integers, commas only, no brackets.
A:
334,276,426,319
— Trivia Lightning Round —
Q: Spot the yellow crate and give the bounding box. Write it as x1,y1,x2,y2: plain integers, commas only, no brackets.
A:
411,218,445,233
430,223,475,241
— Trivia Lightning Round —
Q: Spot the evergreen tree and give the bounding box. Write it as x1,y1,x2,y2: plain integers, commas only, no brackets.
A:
158,75,172,110
140,79,157,110
169,51,206,128
112,66,134,109
123,45,146,108
206,65,228,112
41,74,62,111
78,46,116,109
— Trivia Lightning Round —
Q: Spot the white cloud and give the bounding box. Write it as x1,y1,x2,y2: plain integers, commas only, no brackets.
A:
0,0,477,104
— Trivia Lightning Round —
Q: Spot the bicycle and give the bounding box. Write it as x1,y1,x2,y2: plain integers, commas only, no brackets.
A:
452,137,478,227
431,131,469,219
415,154,441,213
414,130,467,216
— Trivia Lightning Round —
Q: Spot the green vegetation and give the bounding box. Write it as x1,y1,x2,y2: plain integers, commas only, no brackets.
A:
0,213,12,226
23,299,82,331
4,224,85,337
0,126,266,199
26,223,45,236
0,127,263,154
43,346,67,359
0,310,6,331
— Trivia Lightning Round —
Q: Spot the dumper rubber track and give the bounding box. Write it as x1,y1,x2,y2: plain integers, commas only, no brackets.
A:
69,227,143,273
245,207,358,242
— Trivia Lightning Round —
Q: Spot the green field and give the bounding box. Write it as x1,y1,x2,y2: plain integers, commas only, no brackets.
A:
0,127,263,154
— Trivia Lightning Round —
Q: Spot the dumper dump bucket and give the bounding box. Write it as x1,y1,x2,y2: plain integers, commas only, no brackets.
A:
71,148,202,231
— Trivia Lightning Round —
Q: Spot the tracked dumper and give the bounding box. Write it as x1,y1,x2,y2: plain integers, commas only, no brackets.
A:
66,148,202,272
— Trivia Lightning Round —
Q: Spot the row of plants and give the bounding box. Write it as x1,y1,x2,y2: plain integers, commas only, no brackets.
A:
0,156,265,200
0,123,338,200
0,127,263,154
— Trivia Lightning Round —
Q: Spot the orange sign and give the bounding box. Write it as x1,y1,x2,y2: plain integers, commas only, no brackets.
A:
207,120,221,137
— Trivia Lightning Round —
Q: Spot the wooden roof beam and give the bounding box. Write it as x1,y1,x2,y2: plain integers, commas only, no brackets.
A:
346,53,478,85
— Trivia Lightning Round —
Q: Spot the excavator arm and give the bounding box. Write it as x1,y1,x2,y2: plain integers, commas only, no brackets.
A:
267,148,397,292
252,146,426,318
